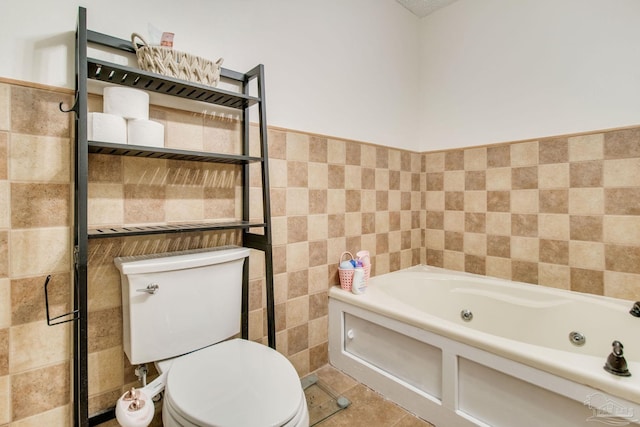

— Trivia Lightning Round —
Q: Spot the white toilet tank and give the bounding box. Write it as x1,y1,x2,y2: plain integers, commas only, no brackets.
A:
114,246,250,365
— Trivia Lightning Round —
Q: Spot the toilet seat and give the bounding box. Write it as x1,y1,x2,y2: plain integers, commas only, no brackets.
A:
162,339,307,427
164,388,308,427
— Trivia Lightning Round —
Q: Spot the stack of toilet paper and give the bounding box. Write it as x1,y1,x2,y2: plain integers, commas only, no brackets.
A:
88,87,165,148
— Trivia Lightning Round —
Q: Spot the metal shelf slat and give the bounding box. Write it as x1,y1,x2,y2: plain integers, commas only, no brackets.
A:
88,141,262,164
87,59,259,109
88,220,266,238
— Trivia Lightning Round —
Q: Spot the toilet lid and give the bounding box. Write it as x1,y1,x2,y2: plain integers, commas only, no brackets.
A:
165,339,303,427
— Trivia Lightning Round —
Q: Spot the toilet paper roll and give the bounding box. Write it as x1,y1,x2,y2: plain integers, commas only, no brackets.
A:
115,389,154,427
103,87,149,120
87,112,127,144
127,119,165,148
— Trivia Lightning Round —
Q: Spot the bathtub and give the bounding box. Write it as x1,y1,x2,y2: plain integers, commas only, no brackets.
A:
329,265,640,427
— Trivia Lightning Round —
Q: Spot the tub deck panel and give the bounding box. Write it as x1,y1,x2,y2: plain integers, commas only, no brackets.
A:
458,358,594,427
345,313,443,401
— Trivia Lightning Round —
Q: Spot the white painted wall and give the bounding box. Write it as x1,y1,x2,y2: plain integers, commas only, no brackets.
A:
6,1,636,153
418,0,640,151
0,0,421,150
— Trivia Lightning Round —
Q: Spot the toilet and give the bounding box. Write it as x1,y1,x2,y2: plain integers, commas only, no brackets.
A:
114,246,309,427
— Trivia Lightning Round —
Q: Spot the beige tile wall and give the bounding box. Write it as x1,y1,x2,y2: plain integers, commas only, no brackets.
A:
1,81,74,426
0,84,424,426
266,130,424,376
4,79,640,426
425,129,640,301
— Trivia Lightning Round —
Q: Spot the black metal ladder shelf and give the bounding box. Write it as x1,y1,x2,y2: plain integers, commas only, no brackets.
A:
69,7,275,427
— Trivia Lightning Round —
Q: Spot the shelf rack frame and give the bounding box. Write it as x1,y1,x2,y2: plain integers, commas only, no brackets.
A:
70,7,275,426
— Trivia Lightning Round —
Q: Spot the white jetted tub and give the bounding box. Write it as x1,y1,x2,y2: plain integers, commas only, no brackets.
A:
329,265,640,427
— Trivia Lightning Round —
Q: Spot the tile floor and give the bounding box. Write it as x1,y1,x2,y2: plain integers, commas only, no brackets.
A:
306,365,435,427
97,363,434,427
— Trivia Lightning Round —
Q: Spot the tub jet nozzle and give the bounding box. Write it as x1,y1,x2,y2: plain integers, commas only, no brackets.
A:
603,341,631,377
630,301,640,317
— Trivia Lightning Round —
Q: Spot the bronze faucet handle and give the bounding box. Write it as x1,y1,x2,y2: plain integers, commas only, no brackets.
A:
604,340,631,377
612,340,624,356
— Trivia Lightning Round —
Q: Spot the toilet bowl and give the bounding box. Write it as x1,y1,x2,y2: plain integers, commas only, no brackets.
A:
159,339,309,427
114,247,310,427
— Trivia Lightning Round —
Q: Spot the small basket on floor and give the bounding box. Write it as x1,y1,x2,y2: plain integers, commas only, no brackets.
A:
338,252,355,291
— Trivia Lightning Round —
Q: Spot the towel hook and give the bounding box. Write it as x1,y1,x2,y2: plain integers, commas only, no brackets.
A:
44,274,80,326
59,92,79,115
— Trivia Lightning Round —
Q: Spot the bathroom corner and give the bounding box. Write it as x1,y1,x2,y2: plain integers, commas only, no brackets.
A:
3,1,640,425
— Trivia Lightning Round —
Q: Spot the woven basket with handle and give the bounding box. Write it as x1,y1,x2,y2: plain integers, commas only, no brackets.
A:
131,33,224,87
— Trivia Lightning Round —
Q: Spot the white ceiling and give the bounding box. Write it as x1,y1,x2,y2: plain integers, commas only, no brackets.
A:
395,0,459,17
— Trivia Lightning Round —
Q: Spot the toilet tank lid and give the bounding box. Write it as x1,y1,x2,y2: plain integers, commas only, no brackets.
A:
114,246,250,275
